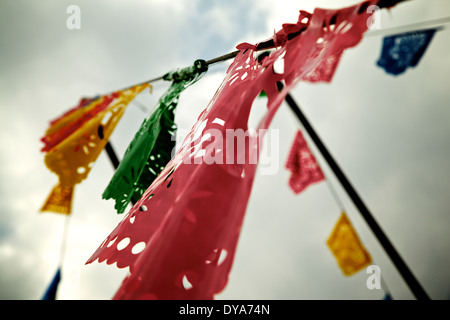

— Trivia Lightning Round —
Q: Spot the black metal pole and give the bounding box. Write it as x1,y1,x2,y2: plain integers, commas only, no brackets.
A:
284,92,430,300
104,142,120,169
104,141,135,206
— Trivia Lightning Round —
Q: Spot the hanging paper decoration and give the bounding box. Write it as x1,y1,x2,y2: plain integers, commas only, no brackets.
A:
376,28,437,75
41,268,61,300
47,96,99,128
41,84,151,214
285,130,324,194
276,3,372,84
41,95,109,153
86,0,400,300
41,184,75,215
87,46,274,300
102,60,208,214
327,212,372,276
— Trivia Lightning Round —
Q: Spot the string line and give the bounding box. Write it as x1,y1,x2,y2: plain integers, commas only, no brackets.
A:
295,116,395,298
109,14,449,97
58,215,71,268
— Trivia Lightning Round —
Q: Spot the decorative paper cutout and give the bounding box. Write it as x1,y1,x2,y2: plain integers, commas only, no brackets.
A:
376,28,437,75
41,95,112,152
276,2,378,84
41,184,74,215
48,96,98,127
285,130,324,194
327,212,372,276
102,60,208,214
41,84,151,214
87,47,273,300
86,0,399,299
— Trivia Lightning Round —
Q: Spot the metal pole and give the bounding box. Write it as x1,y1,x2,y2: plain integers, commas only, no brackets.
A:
284,92,430,300
104,141,120,169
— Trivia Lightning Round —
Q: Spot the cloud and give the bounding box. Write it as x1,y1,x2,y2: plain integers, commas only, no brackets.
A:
0,0,449,301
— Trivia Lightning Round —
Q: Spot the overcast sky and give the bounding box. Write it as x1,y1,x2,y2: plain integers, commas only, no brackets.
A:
0,0,449,300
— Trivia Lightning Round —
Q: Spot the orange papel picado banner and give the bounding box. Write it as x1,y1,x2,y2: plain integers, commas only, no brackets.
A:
40,83,152,214
327,212,372,276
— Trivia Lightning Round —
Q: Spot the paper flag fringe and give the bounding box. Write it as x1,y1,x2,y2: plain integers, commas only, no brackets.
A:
285,130,325,194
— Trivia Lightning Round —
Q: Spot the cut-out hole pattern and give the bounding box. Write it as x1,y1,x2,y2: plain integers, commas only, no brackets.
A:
107,236,117,248
117,237,130,251
131,242,146,255
182,275,193,290
218,249,228,266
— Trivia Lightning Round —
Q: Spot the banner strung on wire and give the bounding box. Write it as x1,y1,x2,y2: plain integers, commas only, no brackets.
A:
102,60,208,214
86,0,402,299
41,268,62,300
376,28,437,75
327,212,372,276
285,130,325,194
40,84,151,214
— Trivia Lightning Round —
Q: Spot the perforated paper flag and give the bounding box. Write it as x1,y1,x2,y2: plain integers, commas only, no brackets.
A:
285,130,324,194
376,28,437,75
102,60,208,214
87,48,270,299
87,0,397,299
327,212,372,276
41,95,110,153
41,84,151,214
